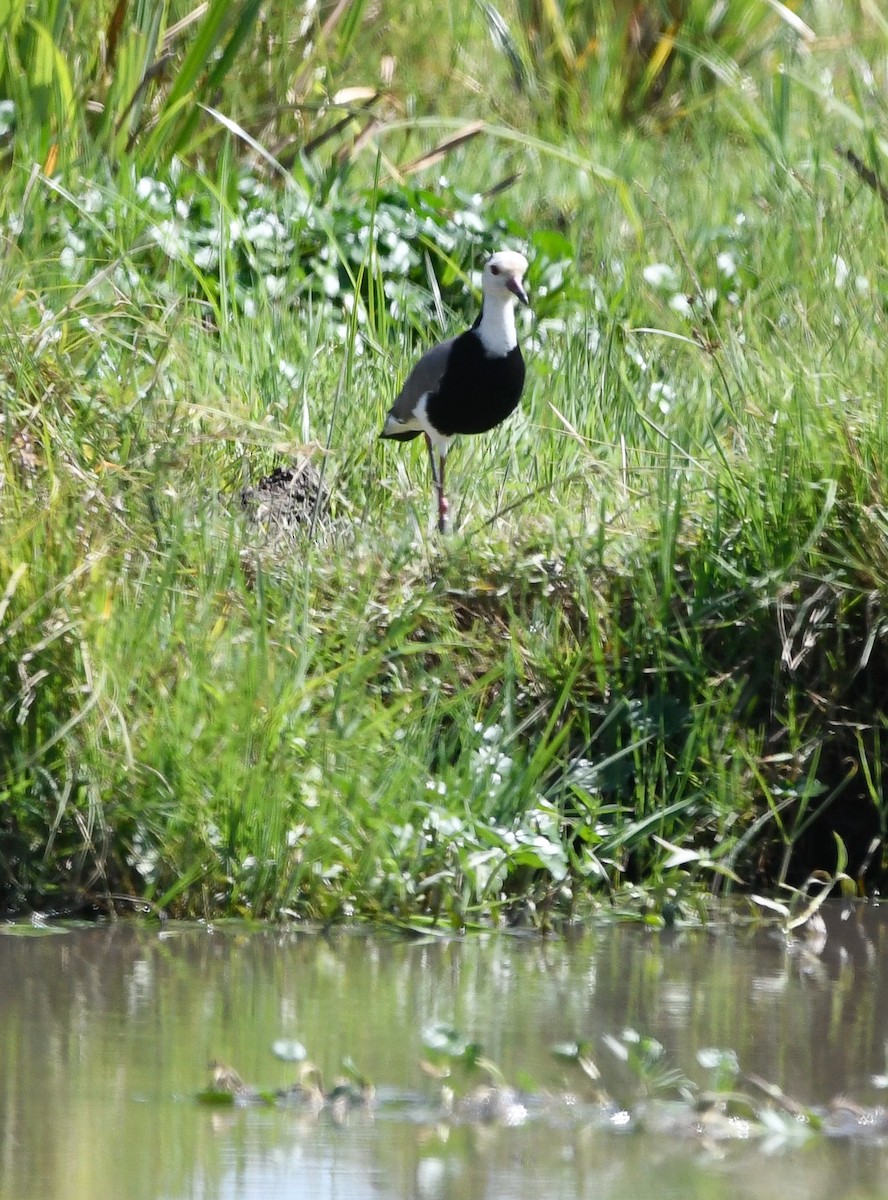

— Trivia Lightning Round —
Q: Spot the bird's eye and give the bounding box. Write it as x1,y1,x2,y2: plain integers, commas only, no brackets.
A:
489,264,500,276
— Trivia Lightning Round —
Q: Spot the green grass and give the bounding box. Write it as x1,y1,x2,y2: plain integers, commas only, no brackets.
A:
1,1,887,923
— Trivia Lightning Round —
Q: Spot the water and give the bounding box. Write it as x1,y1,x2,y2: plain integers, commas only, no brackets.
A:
2,903,888,1200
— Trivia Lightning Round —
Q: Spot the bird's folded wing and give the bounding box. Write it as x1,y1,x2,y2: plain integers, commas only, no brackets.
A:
388,337,456,420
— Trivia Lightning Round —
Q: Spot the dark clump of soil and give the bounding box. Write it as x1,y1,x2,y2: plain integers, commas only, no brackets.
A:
239,458,330,538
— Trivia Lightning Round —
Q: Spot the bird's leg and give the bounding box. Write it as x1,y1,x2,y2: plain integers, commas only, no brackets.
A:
438,450,449,533
425,434,449,533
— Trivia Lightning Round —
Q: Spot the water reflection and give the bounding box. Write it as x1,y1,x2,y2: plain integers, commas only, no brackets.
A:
2,903,888,1200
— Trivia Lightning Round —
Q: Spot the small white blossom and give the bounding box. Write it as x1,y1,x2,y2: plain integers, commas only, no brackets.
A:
424,807,463,837
452,208,484,232
625,342,648,372
194,245,217,270
643,262,679,290
278,358,299,385
66,229,87,255
387,239,412,271
245,212,286,244
114,264,141,290
35,317,62,355
669,293,693,316
649,380,675,415
0,99,15,135
81,187,104,213
137,177,171,210
149,220,187,260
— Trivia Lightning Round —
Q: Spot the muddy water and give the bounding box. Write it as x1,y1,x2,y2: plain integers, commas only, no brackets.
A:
2,904,888,1200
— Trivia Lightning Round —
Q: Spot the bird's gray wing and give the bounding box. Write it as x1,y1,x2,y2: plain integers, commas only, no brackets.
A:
388,337,455,421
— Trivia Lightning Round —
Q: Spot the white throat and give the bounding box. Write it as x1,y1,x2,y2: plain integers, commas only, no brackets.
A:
476,297,518,358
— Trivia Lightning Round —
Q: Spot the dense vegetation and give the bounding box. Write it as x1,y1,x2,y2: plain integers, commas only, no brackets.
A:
1,0,886,924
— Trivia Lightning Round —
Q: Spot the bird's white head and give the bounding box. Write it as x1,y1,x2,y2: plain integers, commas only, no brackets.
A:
482,250,529,308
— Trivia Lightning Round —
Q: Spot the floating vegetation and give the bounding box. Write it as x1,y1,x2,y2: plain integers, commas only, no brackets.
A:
198,1056,374,1122
195,1025,888,1144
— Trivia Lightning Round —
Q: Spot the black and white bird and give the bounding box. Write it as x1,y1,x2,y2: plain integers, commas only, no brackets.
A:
380,249,529,532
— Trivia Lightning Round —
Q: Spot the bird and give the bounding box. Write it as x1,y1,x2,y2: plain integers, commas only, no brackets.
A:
380,249,529,532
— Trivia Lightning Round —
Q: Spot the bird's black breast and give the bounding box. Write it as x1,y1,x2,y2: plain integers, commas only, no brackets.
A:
425,332,525,437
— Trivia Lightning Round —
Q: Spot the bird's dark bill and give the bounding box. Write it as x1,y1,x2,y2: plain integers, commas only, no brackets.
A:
507,278,529,306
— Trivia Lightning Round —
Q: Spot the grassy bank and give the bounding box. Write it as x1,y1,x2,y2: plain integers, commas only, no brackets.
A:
1,1,887,923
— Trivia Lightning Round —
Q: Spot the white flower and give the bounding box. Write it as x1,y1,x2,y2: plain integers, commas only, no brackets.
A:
833,255,849,289
387,239,412,271
424,807,463,837
649,380,675,415
278,358,299,385
35,316,62,355
81,187,104,213
137,177,171,210
669,293,693,316
114,264,141,290
194,245,217,270
452,208,484,232
643,262,679,290
716,251,737,277
245,212,286,244
265,274,286,298
149,220,187,260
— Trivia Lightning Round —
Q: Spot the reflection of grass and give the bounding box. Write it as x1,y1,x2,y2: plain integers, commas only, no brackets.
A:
2,4,888,920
